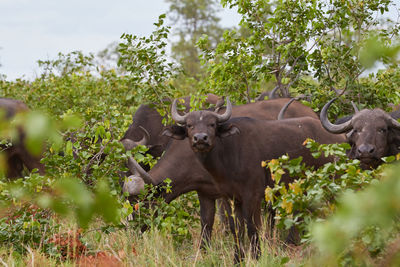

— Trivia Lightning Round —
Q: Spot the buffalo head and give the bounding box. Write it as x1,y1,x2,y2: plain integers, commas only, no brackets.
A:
122,156,156,197
320,98,400,168
163,98,240,153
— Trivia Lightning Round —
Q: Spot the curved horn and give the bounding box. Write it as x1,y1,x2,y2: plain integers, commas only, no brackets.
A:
320,98,353,134
351,101,359,113
136,126,150,146
127,156,155,185
269,86,279,99
171,99,189,124
215,97,232,123
120,126,150,151
278,98,298,120
388,115,400,130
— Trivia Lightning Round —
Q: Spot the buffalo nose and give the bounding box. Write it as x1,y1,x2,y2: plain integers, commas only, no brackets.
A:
357,144,375,155
193,133,208,143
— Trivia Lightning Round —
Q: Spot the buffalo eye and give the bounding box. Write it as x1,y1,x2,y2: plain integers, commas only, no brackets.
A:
209,123,216,128
187,124,194,129
377,128,386,133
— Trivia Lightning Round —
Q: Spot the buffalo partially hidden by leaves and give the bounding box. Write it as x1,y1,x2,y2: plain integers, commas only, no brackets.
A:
122,97,320,249
320,98,400,169
0,98,45,178
162,98,344,263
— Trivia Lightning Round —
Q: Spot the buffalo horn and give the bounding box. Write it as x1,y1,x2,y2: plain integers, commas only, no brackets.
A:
171,99,189,124
269,86,279,99
320,98,353,133
278,98,298,120
127,156,155,185
351,101,359,113
120,126,150,151
388,115,400,130
137,126,150,145
215,97,232,123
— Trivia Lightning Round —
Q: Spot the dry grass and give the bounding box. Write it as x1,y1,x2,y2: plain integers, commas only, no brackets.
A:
0,215,311,266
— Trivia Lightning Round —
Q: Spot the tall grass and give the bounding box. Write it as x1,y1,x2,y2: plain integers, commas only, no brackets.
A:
0,214,309,266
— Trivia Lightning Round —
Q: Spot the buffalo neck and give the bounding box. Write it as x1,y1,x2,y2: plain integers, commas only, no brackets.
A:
148,139,221,203
193,137,232,185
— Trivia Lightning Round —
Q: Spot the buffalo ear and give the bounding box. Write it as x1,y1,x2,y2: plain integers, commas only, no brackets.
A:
162,125,187,140
387,128,400,154
217,123,240,138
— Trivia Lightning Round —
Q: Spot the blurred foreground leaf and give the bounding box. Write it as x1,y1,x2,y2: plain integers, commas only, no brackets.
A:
311,163,400,265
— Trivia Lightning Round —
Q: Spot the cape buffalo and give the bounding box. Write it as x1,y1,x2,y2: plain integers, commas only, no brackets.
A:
120,97,318,162
122,98,319,249
163,98,344,263
320,98,400,169
120,94,224,170
124,139,222,247
0,98,45,178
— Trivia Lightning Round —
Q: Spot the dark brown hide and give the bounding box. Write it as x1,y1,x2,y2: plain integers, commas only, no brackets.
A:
121,97,318,168
166,102,345,262
0,98,45,178
122,98,319,250
120,94,223,170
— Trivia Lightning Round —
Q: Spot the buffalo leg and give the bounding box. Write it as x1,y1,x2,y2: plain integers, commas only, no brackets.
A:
6,154,24,178
216,198,230,233
198,193,216,249
242,198,261,259
285,225,300,245
227,200,245,264
16,145,45,175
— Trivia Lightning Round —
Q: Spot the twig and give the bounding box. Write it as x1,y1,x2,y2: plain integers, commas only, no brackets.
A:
83,139,111,176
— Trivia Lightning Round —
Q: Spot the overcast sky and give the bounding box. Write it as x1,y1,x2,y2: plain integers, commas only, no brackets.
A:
0,0,241,80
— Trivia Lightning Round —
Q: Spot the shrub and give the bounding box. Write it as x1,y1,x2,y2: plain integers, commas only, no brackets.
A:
264,139,380,242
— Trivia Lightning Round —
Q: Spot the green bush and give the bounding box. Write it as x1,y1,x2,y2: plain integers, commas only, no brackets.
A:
311,163,400,266
264,139,380,242
127,180,200,244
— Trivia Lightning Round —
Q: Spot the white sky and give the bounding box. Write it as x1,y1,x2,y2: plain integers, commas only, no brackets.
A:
0,0,241,80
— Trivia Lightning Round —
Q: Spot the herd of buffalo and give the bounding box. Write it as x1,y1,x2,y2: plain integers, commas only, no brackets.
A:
1,93,400,262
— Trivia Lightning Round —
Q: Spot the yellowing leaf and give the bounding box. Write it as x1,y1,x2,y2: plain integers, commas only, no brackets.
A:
265,187,274,203
329,203,336,212
123,201,132,209
261,161,267,168
289,182,303,195
281,199,293,214
273,169,285,183
279,186,287,195
269,159,278,166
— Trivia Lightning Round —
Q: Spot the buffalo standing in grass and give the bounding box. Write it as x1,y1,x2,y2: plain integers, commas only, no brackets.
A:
320,98,400,169
158,98,344,263
122,97,319,249
0,98,45,178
